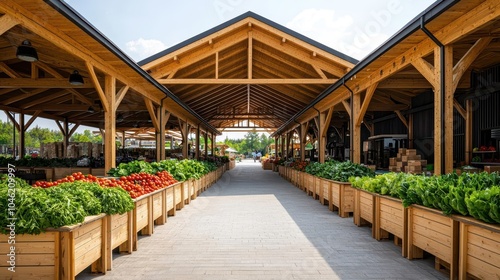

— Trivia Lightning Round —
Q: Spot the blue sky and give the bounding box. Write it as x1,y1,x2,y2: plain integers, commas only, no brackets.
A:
2,0,436,138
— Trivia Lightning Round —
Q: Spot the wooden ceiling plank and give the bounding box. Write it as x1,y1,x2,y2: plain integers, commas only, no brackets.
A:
22,90,67,109
0,13,18,36
355,83,378,127
86,62,109,112
2,88,47,105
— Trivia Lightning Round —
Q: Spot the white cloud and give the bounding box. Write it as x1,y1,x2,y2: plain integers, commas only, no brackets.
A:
125,38,167,61
286,8,391,60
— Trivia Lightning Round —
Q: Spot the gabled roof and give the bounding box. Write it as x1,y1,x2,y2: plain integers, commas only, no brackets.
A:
140,11,358,132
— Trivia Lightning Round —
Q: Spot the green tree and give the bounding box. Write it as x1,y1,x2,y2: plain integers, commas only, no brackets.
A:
70,129,102,143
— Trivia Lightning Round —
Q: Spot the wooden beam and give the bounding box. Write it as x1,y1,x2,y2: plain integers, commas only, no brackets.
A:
24,110,41,130
86,62,109,112
3,111,19,131
378,78,431,89
352,92,361,164
34,61,93,105
342,100,351,117
452,37,492,92
444,45,454,174
319,107,333,163
395,110,408,128
0,78,93,88
144,97,159,132
158,78,338,84
363,122,374,136
68,123,80,138
300,121,308,161
27,104,92,111
465,99,472,164
248,31,252,79
115,86,130,111
411,57,437,88
433,47,443,175
2,88,47,105
312,64,327,79
355,82,378,126
0,14,18,36
0,62,21,78
453,98,466,119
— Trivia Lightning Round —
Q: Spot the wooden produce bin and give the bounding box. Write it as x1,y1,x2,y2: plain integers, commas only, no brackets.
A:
58,214,108,279
33,167,54,182
297,171,305,190
0,232,60,280
314,176,322,200
330,181,355,218
353,189,376,237
454,216,500,280
189,179,198,200
278,165,284,177
407,205,459,279
132,195,153,251
165,184,176,216
320,178,331,207
106,211,133,270
90,168,106,177
152,189,167,226
304,173,315,196
183,181,191,205
375,195,407,257
175,181,184,210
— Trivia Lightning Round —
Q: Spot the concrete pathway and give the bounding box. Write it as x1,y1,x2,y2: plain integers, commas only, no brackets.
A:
78,160,447,280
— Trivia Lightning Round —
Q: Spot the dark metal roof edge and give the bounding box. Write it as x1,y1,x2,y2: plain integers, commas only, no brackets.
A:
43,0,221,135
271,0,460,137
138,11,358,66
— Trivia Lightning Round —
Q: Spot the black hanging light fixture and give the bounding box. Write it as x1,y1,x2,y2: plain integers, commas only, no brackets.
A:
116,113,124,122
69,70,84,85
87,106,95,113
16,40,38,62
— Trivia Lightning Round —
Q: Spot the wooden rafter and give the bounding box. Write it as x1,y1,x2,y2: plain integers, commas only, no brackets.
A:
395,110,408,128
158,78,337,85
115,86,130,111
0,14,18,36
144,97,159,131
0,62,21,78
86,62,109,112
452,37,492,92
355,83,378,127
0,78,92,88
25,110,41,130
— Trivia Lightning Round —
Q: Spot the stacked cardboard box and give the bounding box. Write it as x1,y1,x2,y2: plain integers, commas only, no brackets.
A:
388,148,427,174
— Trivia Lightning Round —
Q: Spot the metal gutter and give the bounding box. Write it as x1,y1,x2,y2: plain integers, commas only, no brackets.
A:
343,79,355,160
271,0,460,137
44,0,221,136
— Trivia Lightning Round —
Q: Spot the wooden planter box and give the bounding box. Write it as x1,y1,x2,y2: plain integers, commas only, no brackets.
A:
278,165,284,177
330,181,355,218
313,176,322,200
90,168,106,177
353,189,376,236
376,195,407,257
132,195,153,251
182,181,191,205
106,211,133,270
152,189,167,226
454,216,500,280
408,205,459,279
189,179,198,200
262,162,272,170
165,183,176,216
297,171,305,190
304,173,315,196
320,178,331,207
1,231,60,280
174,182,183,211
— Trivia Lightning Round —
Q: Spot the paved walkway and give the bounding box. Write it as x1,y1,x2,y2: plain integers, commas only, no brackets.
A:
78,160,447,280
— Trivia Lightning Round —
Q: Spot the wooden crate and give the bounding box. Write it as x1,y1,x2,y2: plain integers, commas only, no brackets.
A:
0,232,59,280
353,189,376,238
166,184,176,216
175,182,184,210
376,195,407,257
408,205,459,279
314,176,322,200
330,181,355,218
183,181,191,205
454,216,500,280
58,214,108,279
297,171,305,190
190,179,197,200
305,173,315,196
278,165,284,177
106,211,133,270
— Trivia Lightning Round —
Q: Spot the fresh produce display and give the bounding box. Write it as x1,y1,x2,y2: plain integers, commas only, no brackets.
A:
349,172,500,224
34,171,178,199
286,160,309,171
305,160,375,182
0,174,134,234
108,159,217,181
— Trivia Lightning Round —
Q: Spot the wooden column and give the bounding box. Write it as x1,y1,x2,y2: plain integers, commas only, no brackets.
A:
352,93,361,164
300,122,308,161
465,100,473,164
211,133,215,157
319,108,333,163
195,126,200,159
104,75,116,172
204,132,208,158
444,45,455,173
408,114,414,149
280,135,285,158
178,120,189,159
19,113,25,157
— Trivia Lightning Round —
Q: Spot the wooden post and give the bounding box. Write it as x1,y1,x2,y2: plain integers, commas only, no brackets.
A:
444,45,454,174
465,99,473,164
178,120,189,159
195,126,200,159
104,75,116,173
211,133,215,157
19,113,25,157
204,132,208,158
433,47,443,175
319,108,333,163
155,103,167,161
300,122,308,161
408,114,414,149
352,93,361,164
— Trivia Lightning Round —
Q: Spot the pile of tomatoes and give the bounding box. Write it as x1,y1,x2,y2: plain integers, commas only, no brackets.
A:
33,171,178,199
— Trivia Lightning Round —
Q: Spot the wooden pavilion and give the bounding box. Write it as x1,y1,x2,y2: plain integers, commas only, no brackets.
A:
1,0,500,175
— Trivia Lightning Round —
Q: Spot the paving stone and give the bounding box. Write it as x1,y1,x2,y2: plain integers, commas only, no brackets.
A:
77,160,447,280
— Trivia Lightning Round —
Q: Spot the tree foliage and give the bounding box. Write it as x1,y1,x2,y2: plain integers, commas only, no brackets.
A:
221,130,274,155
